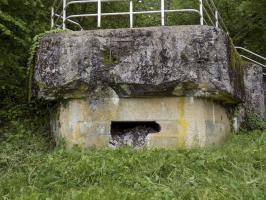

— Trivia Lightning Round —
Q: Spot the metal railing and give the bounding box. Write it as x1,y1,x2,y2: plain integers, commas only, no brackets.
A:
51,0,266,76
235,47,266,76
51,0,227,31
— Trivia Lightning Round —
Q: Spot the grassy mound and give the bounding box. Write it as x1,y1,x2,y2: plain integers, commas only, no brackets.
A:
0,119,266,199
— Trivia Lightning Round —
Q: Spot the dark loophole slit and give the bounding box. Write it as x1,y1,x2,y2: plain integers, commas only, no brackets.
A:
109,121,161,148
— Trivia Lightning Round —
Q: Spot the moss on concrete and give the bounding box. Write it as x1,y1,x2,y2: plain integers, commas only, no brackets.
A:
207,91,241,104
228,38,245,100
103,49,120,65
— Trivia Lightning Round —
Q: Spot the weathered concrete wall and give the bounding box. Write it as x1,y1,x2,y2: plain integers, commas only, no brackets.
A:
230,63,265,131
244,63,265,118
34,26,244,103
52,95,230,149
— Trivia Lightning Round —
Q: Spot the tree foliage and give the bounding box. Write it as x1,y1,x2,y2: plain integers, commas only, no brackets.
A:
216,0,266,55
0,0,51,106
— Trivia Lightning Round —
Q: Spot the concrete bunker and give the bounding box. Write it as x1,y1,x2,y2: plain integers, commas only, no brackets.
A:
33,26,265,149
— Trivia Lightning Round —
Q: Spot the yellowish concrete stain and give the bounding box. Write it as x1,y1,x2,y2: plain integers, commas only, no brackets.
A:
177,98,188,147
72,124,82,144
178,118,188,147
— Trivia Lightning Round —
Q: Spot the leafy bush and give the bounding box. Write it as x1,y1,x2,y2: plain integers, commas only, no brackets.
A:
244,114,266,131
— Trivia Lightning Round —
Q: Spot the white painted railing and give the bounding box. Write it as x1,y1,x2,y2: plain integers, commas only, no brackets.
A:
235,47,266,75
51,0,226,31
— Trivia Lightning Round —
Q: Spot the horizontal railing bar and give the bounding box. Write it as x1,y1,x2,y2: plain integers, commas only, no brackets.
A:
68,13,124,18
67,0,124,7
67,9,200,19
134,9,200,15
68,0,124,3
236,47,266,61
240,55,266,68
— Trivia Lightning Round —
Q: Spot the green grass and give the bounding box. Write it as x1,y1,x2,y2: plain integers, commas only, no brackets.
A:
0,121,266,200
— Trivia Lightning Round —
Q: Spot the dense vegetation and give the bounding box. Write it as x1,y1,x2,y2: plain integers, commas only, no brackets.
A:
1,0,266,199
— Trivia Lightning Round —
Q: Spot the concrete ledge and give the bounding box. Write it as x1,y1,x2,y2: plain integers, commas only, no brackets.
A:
34,25,243,103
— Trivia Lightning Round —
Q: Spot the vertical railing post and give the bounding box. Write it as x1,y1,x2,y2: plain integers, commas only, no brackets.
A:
62,0,66,30
161,0,165,26
129,0,133,28
51,6,55,29
199,0,204,25
215,10,219,28
97,0,101,28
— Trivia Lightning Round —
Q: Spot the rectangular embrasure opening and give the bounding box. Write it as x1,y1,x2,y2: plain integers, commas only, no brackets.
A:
109,121,161,148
